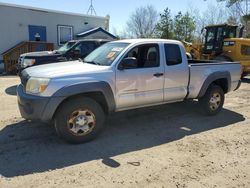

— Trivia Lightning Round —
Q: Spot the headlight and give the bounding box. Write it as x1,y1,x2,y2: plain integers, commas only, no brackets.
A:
22,59,36,68
26,77,50,95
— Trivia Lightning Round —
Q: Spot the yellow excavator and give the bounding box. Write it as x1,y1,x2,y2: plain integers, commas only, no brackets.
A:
184,24,250,77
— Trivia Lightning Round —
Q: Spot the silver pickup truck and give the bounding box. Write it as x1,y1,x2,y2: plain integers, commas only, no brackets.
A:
17,39,241,143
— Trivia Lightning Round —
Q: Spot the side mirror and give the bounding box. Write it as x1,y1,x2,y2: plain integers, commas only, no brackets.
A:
118,57,137,70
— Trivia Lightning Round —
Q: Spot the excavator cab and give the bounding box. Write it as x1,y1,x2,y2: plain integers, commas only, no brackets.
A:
203,24,238,55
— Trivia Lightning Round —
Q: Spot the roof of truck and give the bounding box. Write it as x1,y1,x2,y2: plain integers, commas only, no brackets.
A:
113,39,183,45
69,39,112,43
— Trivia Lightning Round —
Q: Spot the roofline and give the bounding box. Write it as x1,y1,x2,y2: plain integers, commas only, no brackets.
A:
69,39,112,42
0,2,108,20
77,27,118,39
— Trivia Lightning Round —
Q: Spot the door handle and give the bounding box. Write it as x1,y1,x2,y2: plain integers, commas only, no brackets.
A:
153,73,164,77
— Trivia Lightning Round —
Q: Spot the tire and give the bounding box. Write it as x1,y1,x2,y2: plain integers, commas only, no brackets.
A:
199,85,225,116
54,97,105,144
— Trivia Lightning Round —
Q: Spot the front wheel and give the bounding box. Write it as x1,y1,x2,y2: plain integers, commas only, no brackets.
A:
199,85,225,116
54,97,105,144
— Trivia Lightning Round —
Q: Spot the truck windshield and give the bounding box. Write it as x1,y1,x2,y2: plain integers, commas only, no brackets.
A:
57,41,76,53
84,42,129,66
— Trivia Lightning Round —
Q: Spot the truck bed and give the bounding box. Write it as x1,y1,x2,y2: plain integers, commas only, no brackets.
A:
187,60,241,99
188,59,234,64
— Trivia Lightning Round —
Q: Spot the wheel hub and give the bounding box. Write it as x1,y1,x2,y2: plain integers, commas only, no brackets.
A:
75,115,87,126
67,110,96,136
209,92,221,111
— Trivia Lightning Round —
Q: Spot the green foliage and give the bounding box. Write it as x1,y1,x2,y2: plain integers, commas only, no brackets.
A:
174,12,196,41
155,8,196,42
155,8,174,39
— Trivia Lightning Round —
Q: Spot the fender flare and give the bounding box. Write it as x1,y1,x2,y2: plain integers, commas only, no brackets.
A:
53,81,115,112
197,71,231,98
41,81,116,122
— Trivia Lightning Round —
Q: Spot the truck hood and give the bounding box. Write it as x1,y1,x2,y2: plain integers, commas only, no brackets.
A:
21,51,60,57
23,60,110,78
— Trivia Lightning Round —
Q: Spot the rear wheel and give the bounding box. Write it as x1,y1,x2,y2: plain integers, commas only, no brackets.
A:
199,85,225,116
55,97,105,144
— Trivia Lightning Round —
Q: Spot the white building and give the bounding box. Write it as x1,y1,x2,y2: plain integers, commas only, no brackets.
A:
0,2,116,70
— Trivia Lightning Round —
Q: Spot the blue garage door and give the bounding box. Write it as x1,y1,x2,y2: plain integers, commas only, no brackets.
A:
28,25,47,42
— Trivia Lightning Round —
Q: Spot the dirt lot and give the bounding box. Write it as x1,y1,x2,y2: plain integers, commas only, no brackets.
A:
0,76,249,188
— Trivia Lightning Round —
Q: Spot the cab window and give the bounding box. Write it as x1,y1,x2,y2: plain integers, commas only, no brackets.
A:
122,44,160,69
74,42,96,56
164,44,182,66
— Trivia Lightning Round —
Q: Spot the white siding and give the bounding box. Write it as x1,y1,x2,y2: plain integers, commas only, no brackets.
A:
0,3,109,61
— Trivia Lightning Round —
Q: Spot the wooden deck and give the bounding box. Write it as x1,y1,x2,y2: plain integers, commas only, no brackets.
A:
2,41,54,74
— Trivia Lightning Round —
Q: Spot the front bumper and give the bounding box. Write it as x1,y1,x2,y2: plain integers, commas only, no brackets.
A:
17,85,65,122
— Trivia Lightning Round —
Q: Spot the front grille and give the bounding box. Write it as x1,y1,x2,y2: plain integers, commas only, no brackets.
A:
18,56,24,68
21,72,29,89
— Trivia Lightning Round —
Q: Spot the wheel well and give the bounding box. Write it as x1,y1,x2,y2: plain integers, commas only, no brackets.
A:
212,78,228,93
53,92,109,119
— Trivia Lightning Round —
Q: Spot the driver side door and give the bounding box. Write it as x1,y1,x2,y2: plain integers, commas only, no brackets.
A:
115,43,165,110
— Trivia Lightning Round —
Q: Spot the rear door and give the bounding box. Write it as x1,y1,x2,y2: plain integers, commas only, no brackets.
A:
163,43,189,102
116,43,165,110
28,25,47,42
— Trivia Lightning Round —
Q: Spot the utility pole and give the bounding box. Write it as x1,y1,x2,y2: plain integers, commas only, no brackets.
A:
87,0,97,15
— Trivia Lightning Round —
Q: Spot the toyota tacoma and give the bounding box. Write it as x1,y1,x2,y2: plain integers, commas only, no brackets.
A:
17,39,241,144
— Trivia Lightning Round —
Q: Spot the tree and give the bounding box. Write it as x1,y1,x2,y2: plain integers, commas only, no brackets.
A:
217,0,250,17
155,8,174,39
174,12,196,42
191,3,230,42
126,5,158,38
216,0,250,36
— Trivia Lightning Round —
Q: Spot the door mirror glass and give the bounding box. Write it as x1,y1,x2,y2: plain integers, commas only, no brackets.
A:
118,57,137,70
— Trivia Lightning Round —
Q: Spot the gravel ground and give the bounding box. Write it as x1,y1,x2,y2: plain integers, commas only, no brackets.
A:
0,76,249,188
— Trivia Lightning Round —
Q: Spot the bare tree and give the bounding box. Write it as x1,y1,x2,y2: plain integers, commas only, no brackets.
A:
217,0,250,17
126,5,158,38
191,3,229,42
217,0,250,36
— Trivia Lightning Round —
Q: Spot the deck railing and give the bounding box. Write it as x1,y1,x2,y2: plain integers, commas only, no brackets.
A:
2,41,54,74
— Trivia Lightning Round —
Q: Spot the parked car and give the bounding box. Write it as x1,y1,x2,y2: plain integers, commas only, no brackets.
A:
17,39,241,144
17,39,111,73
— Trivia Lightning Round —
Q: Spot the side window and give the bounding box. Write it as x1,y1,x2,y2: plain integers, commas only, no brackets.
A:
122,44,160,69
164,44,182,66
78,42,96,56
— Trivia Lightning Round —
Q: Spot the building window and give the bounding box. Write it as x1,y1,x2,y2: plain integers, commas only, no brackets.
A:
57,25,73,46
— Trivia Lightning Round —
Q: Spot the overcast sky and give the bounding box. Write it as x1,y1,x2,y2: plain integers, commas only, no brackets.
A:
0,0,220,33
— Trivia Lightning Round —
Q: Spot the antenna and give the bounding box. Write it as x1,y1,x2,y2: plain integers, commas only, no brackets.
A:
87,0,97,15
